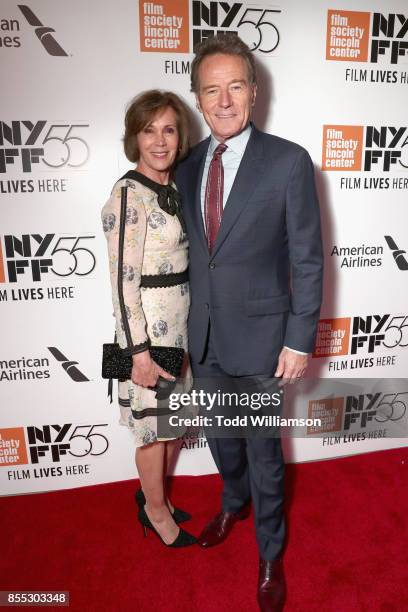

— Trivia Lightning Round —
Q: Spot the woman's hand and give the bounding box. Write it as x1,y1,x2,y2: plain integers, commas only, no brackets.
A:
131,350,175,388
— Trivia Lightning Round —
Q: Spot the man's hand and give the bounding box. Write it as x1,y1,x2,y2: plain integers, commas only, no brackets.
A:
274,347,309,385
131,350,175,388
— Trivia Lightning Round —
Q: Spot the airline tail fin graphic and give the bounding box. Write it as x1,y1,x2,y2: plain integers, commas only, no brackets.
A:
47,347,89,382
18,5,68,56
385,235,408,271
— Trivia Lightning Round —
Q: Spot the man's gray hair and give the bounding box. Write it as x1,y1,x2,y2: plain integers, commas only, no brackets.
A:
190,34,257,93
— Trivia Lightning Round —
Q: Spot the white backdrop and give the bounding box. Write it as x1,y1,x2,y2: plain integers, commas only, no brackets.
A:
1,0,407,494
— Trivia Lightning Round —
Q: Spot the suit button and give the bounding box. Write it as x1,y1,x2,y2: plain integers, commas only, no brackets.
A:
209,263,216,269
204,303,209,309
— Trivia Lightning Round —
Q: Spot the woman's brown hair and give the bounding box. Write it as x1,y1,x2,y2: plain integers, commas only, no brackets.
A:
123,90,190,163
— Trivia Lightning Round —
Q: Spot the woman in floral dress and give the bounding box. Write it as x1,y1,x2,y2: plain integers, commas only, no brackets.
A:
102,91,195,547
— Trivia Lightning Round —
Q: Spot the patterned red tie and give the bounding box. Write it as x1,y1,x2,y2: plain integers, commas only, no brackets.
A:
204,143,228,252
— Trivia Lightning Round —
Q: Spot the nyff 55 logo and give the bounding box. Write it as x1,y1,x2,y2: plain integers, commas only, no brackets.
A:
191,1,281,51
0,121,89,173
322,125,408,171
0,234,96,283
326,10,408,64
27,424,109,464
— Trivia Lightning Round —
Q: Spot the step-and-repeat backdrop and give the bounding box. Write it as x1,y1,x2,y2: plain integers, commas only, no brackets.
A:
1,0,407,494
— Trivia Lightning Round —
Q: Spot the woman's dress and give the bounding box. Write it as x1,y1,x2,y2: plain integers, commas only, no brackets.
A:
102,173,191,447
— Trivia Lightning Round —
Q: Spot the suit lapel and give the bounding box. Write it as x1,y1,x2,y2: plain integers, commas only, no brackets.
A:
211,127,264,258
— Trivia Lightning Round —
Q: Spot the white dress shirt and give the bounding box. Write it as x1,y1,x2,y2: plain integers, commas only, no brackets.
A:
200,123,307,357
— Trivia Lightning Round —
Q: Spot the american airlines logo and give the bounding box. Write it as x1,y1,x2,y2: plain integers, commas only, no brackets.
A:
18,5,68,57
0,349,89,383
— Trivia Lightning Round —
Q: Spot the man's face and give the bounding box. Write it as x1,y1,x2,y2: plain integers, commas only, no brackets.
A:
196,53,257,142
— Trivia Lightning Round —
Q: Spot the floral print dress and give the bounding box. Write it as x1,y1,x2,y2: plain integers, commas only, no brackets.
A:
102,174,191,447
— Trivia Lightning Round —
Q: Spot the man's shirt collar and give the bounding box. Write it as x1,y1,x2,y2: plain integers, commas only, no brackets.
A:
208,123,252,157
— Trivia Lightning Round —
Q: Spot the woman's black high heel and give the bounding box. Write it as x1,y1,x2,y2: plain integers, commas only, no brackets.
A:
138,506,197,547
135,488,192,524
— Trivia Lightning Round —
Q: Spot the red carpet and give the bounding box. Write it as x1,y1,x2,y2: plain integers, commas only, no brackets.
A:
1,448,407,611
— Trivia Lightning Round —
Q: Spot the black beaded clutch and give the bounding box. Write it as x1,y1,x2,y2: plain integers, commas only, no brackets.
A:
102,343,184,380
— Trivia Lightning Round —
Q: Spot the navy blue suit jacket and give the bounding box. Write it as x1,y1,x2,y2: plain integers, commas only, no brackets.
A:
176,125,323,376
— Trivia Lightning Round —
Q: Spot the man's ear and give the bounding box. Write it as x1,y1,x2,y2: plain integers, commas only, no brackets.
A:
251,84,258,107
195,95,202,113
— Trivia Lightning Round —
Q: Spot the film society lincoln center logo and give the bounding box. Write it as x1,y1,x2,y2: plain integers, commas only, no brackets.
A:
139,1,281,53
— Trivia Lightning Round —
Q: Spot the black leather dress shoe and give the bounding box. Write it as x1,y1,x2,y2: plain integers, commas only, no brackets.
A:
257,558,286,612
197,506,250,548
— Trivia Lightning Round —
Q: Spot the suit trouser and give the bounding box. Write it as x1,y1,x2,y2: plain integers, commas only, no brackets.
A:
190,327,285,561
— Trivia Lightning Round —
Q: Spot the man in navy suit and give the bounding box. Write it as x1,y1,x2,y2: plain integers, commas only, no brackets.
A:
176,34,323,611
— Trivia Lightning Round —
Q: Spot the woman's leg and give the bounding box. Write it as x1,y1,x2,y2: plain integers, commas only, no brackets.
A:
135,441,179,544
164,438,181,511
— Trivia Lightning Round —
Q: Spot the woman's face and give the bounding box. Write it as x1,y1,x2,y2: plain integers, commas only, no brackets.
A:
136,106,179,180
